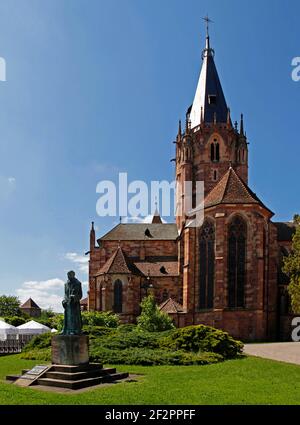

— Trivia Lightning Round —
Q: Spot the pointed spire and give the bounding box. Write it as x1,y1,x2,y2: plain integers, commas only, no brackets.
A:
227,108,231,127
190,20,228,128
177,119,182,142
240,113,244,136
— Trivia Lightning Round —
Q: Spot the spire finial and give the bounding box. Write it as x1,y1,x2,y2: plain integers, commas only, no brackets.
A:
91,221,94,231
202,15,213,39
201,15,215,58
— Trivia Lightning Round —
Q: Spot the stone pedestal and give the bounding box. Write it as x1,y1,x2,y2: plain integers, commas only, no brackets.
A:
51,335,89,366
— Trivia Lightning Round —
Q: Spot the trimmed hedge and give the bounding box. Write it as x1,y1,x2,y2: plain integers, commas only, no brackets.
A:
20,324,243,365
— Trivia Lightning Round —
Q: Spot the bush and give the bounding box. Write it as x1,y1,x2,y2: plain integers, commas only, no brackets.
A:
22,332,52,352
161,325,243,359
21,348,51,362
89,346,222,366
4,316,26,327
82,325,115,338
82,311,119,328
19,322,242,366
137,295,175,332
90,328,162,351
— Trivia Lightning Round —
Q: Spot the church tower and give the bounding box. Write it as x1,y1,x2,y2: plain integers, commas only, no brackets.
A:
175,24,248,228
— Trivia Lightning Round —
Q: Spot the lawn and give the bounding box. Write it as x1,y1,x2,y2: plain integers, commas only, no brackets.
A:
0,354,300,404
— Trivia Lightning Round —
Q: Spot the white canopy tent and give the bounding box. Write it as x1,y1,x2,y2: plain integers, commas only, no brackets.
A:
17,320,51,335
0,320,18,341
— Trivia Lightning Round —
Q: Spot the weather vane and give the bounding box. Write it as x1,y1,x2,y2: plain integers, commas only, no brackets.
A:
202,15,214,37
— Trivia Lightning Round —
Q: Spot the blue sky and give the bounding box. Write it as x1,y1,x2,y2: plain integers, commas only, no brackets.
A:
0,0,299,311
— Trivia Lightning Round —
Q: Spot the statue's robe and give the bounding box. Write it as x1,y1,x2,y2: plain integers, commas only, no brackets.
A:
62,278,83,335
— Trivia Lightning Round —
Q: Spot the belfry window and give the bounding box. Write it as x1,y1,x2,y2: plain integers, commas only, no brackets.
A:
211,140,220,162
199,221,215,309
113,279,123,313
228,216,247,308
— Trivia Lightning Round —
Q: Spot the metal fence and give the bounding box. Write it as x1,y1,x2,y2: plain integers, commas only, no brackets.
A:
0,340,27,354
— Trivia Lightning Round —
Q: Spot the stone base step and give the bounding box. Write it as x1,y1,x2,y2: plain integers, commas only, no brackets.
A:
50,363,103,373
45,367,116,381
37,372,129,390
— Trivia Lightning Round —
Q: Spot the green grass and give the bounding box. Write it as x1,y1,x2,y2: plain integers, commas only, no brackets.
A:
1,354,300,404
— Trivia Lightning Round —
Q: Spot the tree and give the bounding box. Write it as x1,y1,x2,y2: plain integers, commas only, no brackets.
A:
137,295,175,332
0,295,21,317
283,215,300,313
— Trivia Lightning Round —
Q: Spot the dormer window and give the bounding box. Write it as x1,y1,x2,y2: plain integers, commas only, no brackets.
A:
208,95,217,105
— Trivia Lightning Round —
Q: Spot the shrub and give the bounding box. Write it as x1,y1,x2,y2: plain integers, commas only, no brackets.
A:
22,332,52,351
81,311,119,328
137,295,175,332
82,325,115,338
90,328,161,351
20,348,51,362
161,325,243,359
89,346,222,366
4,316,26,327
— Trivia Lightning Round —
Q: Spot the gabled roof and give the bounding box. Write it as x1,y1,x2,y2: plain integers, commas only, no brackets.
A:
0,320,18,331
80,297,88,305
159,298,184,314
98,247,142,275
98,223,178,242
20,298,41,310
190,35,228,127
274,222,297,241
204,167,273,213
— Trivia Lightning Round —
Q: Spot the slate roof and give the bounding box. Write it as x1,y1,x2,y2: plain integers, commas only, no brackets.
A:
204,167,272,212
190,35,228,128
97,247,179,277
274,222,297,241
159,298,184,314
98,223,178,242
98,247,142,275
20,298,41,310
134,261,179,277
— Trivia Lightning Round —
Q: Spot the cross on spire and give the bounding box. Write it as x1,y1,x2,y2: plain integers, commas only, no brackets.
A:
202,15,214,38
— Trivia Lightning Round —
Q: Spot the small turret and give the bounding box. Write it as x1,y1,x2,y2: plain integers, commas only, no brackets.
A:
90,221,95,251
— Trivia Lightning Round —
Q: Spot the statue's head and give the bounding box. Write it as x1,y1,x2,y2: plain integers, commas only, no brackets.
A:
67,270,76,280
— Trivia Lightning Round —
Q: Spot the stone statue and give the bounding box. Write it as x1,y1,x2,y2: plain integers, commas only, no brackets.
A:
61,271,83,335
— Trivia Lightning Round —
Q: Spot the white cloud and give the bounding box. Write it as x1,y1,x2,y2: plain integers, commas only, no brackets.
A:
65,252,89,274
16,278,65,313
16,278,88,313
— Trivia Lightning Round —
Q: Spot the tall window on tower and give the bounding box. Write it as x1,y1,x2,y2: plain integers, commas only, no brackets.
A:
228,216,247,308
113,279,123,313
210,139,220,162
199,220,215,309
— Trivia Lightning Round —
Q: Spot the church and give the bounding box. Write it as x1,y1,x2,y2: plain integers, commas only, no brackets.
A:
87,27,296,342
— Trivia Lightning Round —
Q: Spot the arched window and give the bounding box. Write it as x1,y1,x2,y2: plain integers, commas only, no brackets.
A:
199,221,215,309
210,140,220,162
113,279,123,313
228,216,247,308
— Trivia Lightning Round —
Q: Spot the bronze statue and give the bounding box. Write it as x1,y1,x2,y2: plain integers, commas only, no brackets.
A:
61,271,83,335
